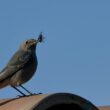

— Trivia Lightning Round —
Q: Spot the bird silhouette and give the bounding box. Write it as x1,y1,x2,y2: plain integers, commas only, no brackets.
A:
0,33,44,96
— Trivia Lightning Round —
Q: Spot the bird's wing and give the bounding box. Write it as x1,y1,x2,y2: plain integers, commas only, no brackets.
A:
0,50,31,81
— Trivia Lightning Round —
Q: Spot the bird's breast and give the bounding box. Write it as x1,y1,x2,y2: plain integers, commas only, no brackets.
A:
20,56,38,83
10,55,38,86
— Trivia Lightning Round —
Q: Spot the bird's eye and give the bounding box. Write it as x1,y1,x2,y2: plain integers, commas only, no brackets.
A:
26,41,29,44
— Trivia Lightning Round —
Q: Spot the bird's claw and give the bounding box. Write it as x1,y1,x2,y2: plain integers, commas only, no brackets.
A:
16,95,26,98
16,92,42,98
33,92,42,95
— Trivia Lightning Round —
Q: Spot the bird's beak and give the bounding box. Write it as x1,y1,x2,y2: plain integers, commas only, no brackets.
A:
32,40,37,45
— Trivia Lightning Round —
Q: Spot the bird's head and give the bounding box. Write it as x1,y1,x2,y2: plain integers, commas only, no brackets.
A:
20,33,44,52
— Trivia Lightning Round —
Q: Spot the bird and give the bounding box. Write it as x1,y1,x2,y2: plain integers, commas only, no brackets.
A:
0,33,44,96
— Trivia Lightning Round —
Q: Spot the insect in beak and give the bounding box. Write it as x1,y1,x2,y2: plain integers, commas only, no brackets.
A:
37,32,45,43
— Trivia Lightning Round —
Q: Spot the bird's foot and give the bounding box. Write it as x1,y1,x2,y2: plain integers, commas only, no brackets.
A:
16,92,42,98
32,92,42,95
28,92,42,96
16,94,26,98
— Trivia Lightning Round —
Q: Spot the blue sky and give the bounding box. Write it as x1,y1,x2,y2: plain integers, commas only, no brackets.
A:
0,0,110,106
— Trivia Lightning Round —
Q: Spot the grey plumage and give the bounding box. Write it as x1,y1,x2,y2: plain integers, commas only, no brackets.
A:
0,33,44,95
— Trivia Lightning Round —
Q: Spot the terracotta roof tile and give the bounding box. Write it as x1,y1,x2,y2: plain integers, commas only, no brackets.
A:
0,93,105,110
98,106,110,110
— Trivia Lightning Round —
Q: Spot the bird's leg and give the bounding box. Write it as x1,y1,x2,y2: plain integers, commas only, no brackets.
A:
11,86,26,97
20,85,33,95
20,85,42,95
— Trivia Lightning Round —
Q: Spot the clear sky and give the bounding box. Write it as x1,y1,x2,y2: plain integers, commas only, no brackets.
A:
0,0,110,106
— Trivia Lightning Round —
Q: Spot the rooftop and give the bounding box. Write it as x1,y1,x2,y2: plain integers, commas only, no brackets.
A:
0,92,105,110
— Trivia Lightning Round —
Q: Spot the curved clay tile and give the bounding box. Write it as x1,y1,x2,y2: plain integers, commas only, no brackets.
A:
0,92,101,110
98,106,110,110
